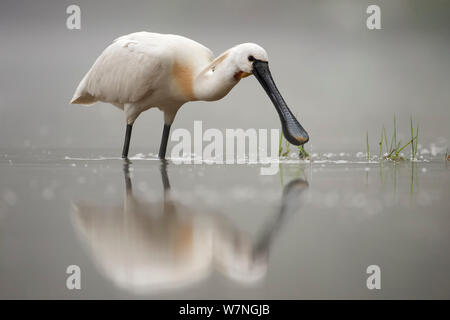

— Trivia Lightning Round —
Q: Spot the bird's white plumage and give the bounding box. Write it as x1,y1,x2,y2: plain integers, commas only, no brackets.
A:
72,32,214,123
71,32,268,125
78,35,166,104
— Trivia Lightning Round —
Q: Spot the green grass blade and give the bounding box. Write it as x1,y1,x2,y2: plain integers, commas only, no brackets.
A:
415,126,419,158
395,136,416,157
279,130,283,157
383,127,388,154
410,116,414,159
393,114,397,151
379,127,383,158
298,145,310,159
366,131,370,161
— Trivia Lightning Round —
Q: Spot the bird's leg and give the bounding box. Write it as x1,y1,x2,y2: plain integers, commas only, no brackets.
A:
122,124,133,158
159,159,171,191
122,159,132,195
158,124,171,159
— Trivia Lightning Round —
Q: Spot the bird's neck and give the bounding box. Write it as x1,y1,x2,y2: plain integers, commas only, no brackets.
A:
193,52,240,102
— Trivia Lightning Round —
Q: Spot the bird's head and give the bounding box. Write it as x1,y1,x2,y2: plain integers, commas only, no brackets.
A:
230,43,268,78
230,43,309,146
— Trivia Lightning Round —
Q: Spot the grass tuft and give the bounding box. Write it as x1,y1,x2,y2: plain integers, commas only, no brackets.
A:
370,115,420,162
278,130,291,158
278,130,283,157
282,134,291,157
298,145,310,159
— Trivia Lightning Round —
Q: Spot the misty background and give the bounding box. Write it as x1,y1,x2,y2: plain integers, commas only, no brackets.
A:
0,0,449,154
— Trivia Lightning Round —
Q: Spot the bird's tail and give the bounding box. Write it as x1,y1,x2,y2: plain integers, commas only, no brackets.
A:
70,93,96,105
70,73,97,105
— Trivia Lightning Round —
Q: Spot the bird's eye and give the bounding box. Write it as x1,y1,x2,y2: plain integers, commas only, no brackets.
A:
248,55,255,62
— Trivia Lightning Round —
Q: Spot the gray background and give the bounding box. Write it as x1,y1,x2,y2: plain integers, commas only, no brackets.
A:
0,0,449,153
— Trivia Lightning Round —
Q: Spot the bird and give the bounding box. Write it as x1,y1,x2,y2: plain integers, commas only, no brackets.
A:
71,160,308,293
71,32,309,159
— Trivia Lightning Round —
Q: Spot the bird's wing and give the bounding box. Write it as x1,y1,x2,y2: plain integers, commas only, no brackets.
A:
72,33,169,105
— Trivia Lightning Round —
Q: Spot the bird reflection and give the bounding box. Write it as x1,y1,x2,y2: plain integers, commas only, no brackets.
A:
71,161,308,294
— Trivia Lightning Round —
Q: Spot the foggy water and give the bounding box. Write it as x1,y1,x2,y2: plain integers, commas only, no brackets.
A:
0,150,449,299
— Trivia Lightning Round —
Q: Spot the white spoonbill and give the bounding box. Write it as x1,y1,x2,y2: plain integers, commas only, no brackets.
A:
71,32,309,159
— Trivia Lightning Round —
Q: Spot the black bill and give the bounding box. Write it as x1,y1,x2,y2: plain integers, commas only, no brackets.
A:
252,60,309,146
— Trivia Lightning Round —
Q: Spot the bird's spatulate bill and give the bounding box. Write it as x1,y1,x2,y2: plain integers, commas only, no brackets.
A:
252,60,309,146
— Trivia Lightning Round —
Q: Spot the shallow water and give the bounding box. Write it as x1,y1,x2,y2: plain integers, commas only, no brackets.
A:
0,149,449,299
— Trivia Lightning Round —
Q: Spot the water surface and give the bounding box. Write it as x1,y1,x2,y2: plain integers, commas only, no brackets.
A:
0,150,449,299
